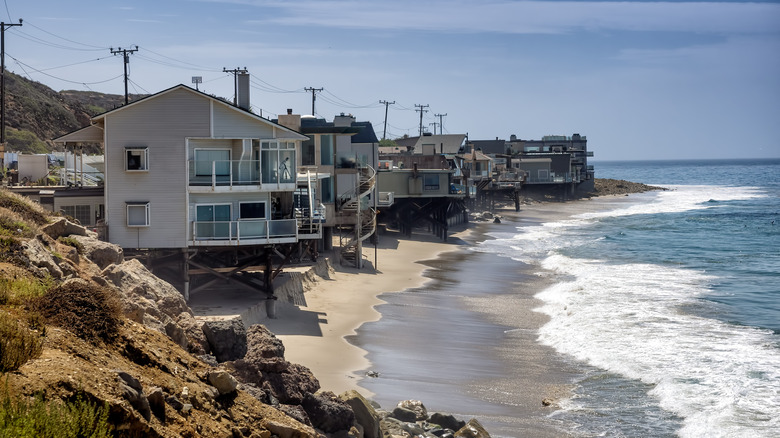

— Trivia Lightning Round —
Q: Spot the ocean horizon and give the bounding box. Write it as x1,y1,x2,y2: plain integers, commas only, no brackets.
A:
355,158,780,437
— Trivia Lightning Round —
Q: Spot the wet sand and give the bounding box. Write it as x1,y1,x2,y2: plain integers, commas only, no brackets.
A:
262,200,621,437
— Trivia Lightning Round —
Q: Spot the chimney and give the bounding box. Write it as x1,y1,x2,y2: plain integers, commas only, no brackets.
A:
278,109,301,131
236,72,250,110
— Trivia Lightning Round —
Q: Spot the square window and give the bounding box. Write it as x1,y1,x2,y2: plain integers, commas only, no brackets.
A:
423,174,440,191
126,148,148,171
239,202,266,219
126,202,150,227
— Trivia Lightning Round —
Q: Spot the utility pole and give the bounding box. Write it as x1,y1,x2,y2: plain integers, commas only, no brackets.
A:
379,100,394,140
1,19,22,169
429,122,438,135
434,113,447,135
415,104,429,137
304,87,323,116
223,67,248,105
110,46,139,104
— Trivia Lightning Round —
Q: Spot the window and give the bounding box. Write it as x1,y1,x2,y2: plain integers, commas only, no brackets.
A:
239,202,266,219
196,204,231,238
194,149,230,176
320,135,333,165
126,202,150,227
301,138,315,166
321,176,334,203
61,205,90,225
261,141,296,184
423,174,440,191
126,147,148,171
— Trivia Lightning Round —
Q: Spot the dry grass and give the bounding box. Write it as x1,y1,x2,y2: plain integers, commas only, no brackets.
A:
0,189,50,226
0,313,44,373
33,281,122,345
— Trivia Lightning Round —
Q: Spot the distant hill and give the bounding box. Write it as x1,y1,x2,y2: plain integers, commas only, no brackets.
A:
4,72,144,154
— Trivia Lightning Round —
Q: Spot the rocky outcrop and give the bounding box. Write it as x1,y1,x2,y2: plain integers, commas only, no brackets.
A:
69,234,123,269
340,390,381,438
301,391,355,433
101,259,207,354
202,318,247,363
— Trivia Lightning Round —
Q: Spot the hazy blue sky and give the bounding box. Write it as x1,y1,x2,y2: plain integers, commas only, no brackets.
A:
6,0,779,160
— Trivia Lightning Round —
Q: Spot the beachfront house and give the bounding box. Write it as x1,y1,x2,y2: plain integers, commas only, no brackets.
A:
54,82,315,301
276,111,379,268
507,133,594,193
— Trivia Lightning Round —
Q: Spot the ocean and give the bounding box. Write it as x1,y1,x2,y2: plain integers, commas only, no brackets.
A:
356,159,780,437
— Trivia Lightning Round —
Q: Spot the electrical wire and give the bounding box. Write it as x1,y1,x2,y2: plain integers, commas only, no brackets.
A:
21,20,107,51
8,54,123,85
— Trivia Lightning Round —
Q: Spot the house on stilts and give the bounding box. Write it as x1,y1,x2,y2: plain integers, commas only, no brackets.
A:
53,81,321,313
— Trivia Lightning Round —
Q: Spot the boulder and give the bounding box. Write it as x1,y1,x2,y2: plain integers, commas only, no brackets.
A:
116,371,151,421
430,412,466,432
207,369,238,395
301,391,355,433
397,399,428,421
262,363,320,404
101,259,187,317
202,318,247,363
454,419,491,438
69,234,123,269
391,406,418,422
41,217,92,240
21,238,63,278
242,324,290,372
339,390,381,438
146,386,166,420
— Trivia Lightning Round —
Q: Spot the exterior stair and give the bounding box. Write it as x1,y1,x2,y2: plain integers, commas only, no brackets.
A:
338,165,377,268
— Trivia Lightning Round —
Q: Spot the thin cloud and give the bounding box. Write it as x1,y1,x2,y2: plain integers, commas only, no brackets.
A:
230,1,780,35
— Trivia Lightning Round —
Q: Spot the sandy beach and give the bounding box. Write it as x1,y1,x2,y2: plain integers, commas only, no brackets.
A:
263,227,473,396
258,200,622,436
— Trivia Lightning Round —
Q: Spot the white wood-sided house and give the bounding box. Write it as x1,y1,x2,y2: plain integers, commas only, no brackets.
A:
55,84,309,252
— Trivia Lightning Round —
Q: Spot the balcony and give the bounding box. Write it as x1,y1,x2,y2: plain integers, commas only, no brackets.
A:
188,159,296,190
190,218,298,246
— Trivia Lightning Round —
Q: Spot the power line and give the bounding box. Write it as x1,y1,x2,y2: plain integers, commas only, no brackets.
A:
379,100,395,140
304,87,322,116
8,55,122,85
434,113,447,136
223,67,248,105
110,46,138,104
415,104,429,137
1,18,22,164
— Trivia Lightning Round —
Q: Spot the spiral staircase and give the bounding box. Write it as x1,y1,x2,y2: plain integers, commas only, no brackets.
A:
338,165,377,268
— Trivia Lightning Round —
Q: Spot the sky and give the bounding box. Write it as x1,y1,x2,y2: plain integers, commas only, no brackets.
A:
4,0,779,160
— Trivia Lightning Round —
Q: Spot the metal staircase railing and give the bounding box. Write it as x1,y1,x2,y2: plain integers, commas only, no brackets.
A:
338,165,377,267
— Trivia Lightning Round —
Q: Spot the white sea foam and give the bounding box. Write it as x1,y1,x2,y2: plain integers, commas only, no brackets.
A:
535,255,780,437
475,185,779,436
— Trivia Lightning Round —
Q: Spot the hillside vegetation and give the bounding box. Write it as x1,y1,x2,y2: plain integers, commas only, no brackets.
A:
4,72,142,154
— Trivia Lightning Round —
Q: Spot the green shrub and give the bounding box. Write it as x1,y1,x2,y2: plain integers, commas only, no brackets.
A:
57,237,83,254
0,316,43,373
0,275,52,305
0,216,33,238
33,282,122,344
0,391,113,438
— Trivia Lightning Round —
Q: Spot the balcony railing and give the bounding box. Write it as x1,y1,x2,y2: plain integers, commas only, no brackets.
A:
191,218,297,245
188,160,260,187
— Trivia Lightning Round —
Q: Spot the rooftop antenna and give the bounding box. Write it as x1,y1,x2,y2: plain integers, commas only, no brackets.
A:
191,76,202,91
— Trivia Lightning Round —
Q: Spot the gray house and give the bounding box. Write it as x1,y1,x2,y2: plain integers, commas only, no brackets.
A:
55,84,313,301
56,84,308,249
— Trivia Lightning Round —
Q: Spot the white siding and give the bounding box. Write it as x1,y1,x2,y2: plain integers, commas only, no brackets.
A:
105,89,210,248
212,104,275,138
